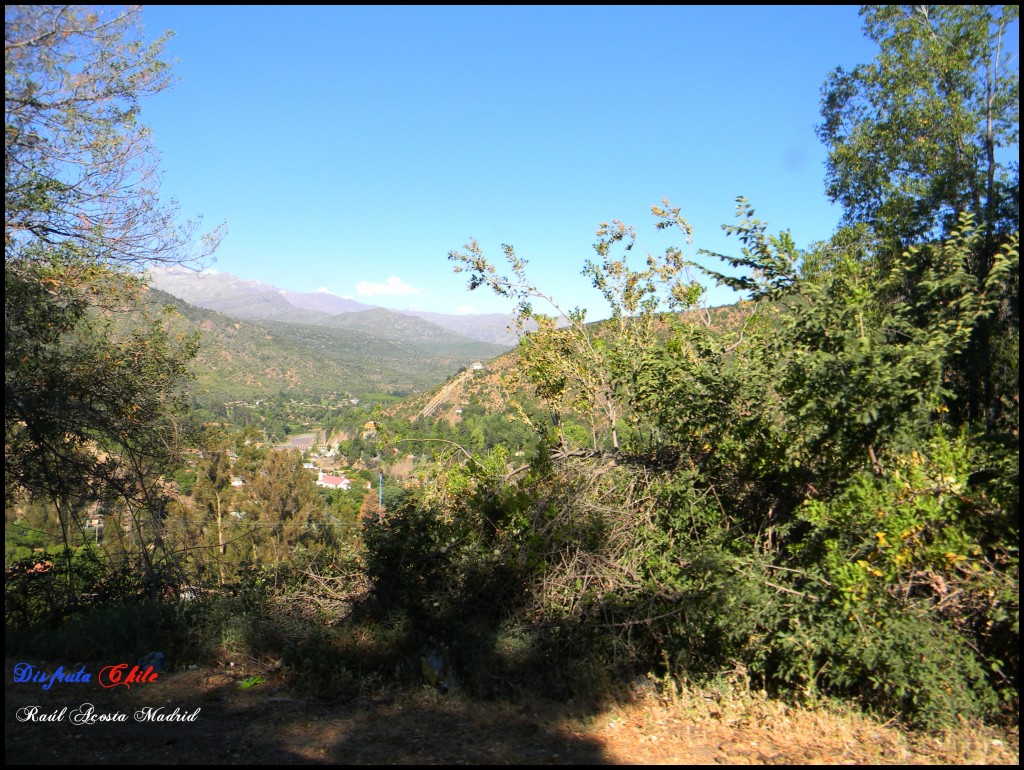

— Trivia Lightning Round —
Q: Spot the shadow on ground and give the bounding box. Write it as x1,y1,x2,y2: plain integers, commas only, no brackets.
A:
5,661,607,765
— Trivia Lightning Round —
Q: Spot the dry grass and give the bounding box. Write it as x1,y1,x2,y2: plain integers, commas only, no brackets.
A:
583,675,1019,765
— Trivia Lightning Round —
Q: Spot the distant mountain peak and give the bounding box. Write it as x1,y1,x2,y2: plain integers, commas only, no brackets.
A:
147,266,522,346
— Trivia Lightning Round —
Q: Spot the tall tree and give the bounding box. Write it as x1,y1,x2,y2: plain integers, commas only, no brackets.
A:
5,6,220,590
818,5,1019,429
246,450,324,571
191,440,235,586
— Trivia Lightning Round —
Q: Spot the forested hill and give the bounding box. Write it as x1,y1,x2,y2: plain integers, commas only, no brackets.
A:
146,287,509,403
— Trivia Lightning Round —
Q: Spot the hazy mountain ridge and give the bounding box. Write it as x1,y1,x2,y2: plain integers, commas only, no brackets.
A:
401,310,523,347
258,318,507,394
197,290,336,324
148,266,522,346
279,289,374,316
144,284,510,403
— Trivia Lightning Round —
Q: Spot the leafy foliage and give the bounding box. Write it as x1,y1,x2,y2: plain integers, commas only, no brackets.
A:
819,5,1018,247
416,193,1018,723
819,5,1019,431
5,6,220,594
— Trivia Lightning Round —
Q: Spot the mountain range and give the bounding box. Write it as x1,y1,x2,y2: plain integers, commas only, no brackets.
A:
148,267,521,347
144,269,517,403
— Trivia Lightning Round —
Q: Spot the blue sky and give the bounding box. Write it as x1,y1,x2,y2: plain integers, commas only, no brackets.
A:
139,5,881,317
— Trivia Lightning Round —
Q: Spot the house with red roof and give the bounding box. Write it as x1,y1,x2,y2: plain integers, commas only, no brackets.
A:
316,472,351,491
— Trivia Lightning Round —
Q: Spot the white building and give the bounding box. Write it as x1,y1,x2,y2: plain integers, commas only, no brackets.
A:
316,472,351,491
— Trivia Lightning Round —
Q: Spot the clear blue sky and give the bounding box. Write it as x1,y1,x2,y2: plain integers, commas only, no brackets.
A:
139,5,880,317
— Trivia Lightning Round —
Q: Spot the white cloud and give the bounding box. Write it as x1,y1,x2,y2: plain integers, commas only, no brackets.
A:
455,305,476,315
314,286,339,295
355,276,423,297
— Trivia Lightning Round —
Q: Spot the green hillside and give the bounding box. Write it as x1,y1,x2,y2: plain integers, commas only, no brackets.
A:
259,317,508,395
147,289,509,403
147,288,361,402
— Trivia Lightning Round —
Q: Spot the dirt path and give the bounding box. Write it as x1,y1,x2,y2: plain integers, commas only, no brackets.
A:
416,369,472,421
5,660,1017,765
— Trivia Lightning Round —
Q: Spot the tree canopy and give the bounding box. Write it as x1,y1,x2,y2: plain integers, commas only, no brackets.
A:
819,5,1019,250
5,5,222,267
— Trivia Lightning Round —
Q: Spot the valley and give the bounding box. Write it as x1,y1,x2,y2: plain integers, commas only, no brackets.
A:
6,5,1019,759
